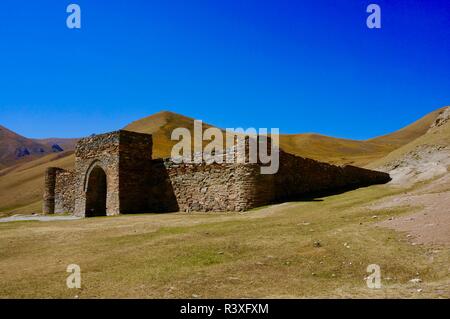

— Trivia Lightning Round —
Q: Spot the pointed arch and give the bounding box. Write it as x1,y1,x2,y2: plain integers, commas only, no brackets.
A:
84,161,107,217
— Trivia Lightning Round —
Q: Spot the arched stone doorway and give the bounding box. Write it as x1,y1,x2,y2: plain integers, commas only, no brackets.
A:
85,166,107,217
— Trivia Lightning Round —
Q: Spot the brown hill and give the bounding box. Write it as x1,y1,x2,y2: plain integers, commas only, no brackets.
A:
0,106,447,216
124,111,217,158
35,137,78,153
278,134,388,166
0,125,77,169
125,108,445,166
277,107,447,166
368,107,446,146
0,125,51,168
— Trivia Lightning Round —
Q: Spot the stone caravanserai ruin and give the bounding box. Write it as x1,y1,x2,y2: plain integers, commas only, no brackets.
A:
43,130,391,217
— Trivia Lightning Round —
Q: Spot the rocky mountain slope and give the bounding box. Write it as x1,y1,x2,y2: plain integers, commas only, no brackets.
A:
368,106,450,184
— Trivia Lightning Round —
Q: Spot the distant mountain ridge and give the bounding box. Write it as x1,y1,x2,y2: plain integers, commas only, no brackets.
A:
124,108,447,166
0,125,78,169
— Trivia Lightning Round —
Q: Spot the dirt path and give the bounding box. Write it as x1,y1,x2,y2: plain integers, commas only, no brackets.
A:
0,215,81,223
371,174,450,246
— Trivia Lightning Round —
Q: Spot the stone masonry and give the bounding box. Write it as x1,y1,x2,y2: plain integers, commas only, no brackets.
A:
43,130,391,217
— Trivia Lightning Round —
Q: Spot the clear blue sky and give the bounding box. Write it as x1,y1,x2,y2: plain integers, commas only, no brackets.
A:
0,0,449,139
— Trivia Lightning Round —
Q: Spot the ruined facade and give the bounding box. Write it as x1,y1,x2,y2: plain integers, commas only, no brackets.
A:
43,130,390,217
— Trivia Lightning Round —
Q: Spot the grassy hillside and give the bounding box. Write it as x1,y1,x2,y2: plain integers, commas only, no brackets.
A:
278,107,446,166
368,107,446,147
278,134,390,166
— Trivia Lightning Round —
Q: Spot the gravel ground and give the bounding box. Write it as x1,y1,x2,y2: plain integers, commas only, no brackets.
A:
371,173,450,246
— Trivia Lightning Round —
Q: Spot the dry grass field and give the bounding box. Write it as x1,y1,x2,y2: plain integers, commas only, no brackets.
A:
1,181,448,298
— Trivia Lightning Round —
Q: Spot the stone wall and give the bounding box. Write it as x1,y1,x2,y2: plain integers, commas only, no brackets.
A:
73,132,121,217
271,150,391,203
158,148,390,212
43,167,60,214
54,169,76,213
145,159,179,213
43,130,391,216
72,130,155,216
43,167,76,214
163,161,273,212
118,131,153,214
